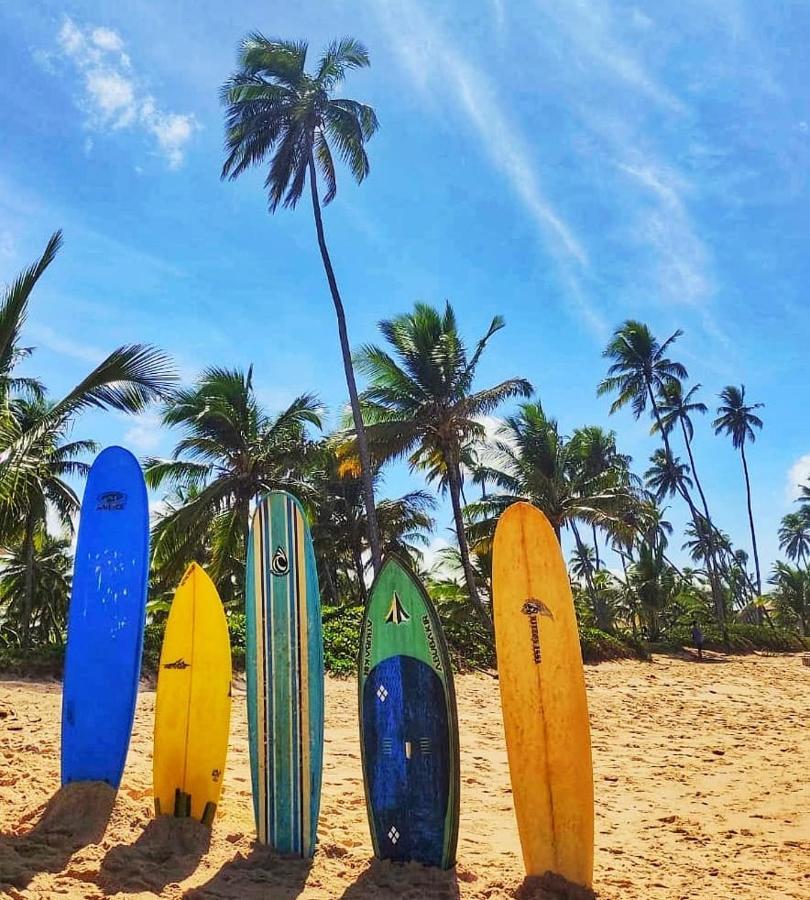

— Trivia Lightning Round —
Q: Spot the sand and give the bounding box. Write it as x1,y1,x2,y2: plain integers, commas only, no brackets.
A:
0,653,807,899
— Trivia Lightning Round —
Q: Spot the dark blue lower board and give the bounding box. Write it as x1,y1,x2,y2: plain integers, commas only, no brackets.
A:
362,655,450,867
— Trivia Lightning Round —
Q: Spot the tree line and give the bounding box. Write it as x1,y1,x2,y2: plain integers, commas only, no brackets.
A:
1,34,807,659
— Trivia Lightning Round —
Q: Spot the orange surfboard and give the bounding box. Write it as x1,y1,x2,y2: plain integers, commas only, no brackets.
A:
493,502,594,887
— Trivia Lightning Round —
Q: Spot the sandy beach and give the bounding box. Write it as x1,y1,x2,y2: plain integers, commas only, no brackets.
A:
0,653,807,899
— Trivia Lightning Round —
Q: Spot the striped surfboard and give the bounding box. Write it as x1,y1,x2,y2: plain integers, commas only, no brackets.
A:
245,491,324,857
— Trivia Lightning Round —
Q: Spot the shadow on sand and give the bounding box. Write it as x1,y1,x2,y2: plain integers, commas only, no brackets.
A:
183,844,313,899
339,858,460,900
98,814,211,894
513,873,597,900
0,781,115,891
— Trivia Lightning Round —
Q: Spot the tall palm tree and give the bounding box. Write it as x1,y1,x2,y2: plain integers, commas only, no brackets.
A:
355,302,532,628
778,511,810,567
145,367,323,596
713,385,764,593
644,448,693,502
654,380,714,519
598,320,725,624
221,35,383,574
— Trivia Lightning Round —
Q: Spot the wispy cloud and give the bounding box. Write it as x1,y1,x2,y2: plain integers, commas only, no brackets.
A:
52,17,198,168
26,323,106,365
534,0,684,114
374,0,586,267
617,159,712,309
123,411,164,452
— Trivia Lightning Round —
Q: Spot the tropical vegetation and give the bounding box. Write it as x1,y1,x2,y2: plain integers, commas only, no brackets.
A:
2,34,807,673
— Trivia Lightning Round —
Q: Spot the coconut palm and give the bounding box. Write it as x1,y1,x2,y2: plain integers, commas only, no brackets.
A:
0,399,94,648
464,402,633,625
569,425,632,568
598,321,725,623
644,449,693,502
713,385,764,593
221,35,382,574
769,561,809,635
778,511,810,567
145,367,323,597
308,442,436,604
654,380,715,518
0,530,72,647
355,302,532,628
0,232,177,519
628,541,676,642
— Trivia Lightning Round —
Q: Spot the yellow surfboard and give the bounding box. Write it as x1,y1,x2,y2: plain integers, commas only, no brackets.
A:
493,502,594,887
153,562,232,825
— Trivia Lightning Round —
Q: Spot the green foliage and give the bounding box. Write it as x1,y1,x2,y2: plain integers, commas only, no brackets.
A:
321,604,363,676
579,627,647,662
664,623,806,654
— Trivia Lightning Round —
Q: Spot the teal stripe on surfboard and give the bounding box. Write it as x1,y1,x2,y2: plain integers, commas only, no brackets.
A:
246,491,324,857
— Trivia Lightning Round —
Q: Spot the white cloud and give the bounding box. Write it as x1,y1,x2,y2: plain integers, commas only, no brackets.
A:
618,160,712,308
26,323,106,364
123,411,164,453
786,454,810,501
54,16,197,168
91,26,125,54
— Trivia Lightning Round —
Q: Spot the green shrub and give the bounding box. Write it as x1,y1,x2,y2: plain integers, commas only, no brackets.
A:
322,604,363,675
579,627,647,663
0,644,64,678
667,622,807,654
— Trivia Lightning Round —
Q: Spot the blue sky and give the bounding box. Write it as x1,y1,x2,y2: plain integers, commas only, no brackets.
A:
1,0,808,574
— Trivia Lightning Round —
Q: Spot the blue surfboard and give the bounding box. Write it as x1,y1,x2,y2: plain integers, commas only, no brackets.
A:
61,446,149,788
359,557,460,869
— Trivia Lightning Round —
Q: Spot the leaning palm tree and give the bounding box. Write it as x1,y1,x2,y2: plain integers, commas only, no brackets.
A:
713,385,764,594
0,399,94,649
355,302,532,628
0,232,177,521
221,34,382,574
644,448,693,503
779,511,810,567
145,367,323,598
598,320,725,624
654,380,715,521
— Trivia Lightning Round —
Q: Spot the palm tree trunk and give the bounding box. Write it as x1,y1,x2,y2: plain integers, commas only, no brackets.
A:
307,155,381,577
592,524,601,569
351,545,369,605
20,511,35,651
648,385,726,627
445,453,492,635
740,443,762,595
681,421,737,608
681,423,712,522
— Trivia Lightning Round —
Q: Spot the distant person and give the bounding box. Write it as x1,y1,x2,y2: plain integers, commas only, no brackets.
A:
691,620,704,660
